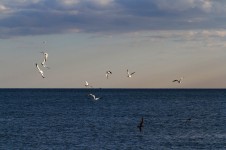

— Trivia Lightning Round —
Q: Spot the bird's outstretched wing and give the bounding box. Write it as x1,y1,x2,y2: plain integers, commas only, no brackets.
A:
89,94,95,99
35,63,45,78
172,80,179,82
41,61,50,69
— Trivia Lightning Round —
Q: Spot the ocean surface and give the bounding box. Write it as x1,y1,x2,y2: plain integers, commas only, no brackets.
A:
0,89,226,150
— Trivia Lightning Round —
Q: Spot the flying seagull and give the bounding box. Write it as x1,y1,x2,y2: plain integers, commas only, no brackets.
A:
137,117,144,132
85,81,92,88
127,69,135,78
85,81,89,87
106,70,112,79
40,52,50,69
40,51,48,62
89,94,101,100
35,63,45,78
172,77,183,83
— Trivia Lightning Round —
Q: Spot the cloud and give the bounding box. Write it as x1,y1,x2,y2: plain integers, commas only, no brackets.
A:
0,4,8,12
126,29,226,49
155,0,212,12
61,0,80,5
0,0,226,38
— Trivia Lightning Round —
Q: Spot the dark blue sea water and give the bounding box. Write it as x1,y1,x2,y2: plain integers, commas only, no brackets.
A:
0,89,226,149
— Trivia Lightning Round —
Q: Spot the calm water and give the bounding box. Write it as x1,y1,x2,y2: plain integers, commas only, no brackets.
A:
0,89,226,149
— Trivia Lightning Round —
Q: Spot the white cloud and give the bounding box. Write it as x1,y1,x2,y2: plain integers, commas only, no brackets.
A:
59,0,114,6
200,30,226,38
0,4,8,12
154,0,213,12
91,0,114,6
155,0,195,11
201,0,212,12
131,30,226,48
0,0,226,38
60,0,80,6
215,31,226,38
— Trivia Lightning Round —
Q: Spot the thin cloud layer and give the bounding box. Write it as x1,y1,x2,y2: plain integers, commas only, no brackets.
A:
0,0,226,38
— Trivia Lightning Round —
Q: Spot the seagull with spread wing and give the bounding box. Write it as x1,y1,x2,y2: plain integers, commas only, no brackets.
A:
40,51,50,69
172,77,184,83
89,94,101,100
85,81,92,88
106,70,112,79
127,69,135,78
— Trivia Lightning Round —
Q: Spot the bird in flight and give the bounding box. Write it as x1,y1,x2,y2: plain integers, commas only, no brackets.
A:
106,70,112,79
41,51,48,62
35,63,45,78
89,94,101,100
137,117,144,132
40,52,50,69
127,69,135,78
85,81,92,88
172,77,183,83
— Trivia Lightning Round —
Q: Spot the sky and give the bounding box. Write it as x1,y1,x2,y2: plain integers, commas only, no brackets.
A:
0,0,226,88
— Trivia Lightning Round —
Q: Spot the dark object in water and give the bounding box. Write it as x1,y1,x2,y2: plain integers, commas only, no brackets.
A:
137,117,144,132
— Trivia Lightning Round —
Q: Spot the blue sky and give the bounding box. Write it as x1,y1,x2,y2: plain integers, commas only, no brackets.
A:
0,0,226,88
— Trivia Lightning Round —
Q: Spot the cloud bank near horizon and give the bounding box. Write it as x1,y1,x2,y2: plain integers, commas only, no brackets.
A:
0,0,226,38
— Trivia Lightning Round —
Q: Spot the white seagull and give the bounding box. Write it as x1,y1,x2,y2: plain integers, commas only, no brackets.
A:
35,63,45,78
106,70,112,79
89,94,101,100
41,51,48,62
127,69,135,78
85,81,92,87
172,77,184,83
40,52,50,69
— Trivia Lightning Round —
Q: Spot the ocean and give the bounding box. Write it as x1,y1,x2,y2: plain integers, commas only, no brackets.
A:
0,89,226,149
